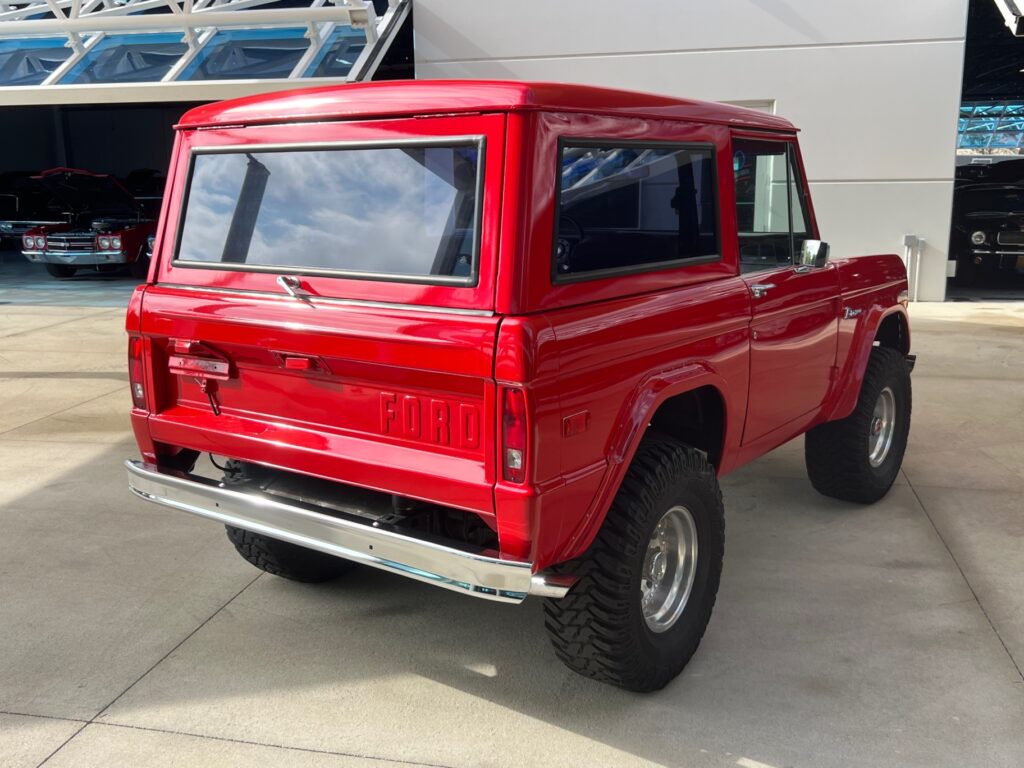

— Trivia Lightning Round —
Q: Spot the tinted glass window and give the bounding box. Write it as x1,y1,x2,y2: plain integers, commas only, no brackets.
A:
555,144,718,280
734,139,809,273
176,144,480,283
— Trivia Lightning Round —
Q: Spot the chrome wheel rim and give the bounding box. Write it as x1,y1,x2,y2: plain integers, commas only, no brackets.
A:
868,386,896,468
641,505,698,633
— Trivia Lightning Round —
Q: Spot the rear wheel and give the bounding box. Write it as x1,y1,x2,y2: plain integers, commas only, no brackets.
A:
805,346,911,503
45,264,76,278
226,526,356,583
543,435,724,692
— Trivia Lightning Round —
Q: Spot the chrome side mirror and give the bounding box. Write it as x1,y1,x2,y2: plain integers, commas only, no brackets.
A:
800,239,830,268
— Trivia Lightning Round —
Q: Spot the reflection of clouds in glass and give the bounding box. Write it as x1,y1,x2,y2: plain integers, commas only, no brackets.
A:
177,146,477,276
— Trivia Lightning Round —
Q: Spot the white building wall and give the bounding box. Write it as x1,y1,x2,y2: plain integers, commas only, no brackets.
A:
414,0,969,301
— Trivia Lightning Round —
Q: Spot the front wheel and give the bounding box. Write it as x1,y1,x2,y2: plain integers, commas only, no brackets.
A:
544,435,724,692
129,249,150,279
45,264,76,278
805,346,912,503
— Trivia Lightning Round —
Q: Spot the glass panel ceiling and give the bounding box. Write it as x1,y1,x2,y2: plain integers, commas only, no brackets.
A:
61,33,188,84
0,38,72,86
0,0,408,89
179,28,308,81
304,25,365,78
959,102,1024,153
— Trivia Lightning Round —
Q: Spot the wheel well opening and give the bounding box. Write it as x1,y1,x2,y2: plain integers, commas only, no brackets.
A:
874,313,909,355
648,386,725,468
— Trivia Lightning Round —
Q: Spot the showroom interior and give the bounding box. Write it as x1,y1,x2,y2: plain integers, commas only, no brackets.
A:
0,2,1021,768
1,0,1023,299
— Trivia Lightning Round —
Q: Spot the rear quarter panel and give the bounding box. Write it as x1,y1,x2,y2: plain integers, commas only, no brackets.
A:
536,280,751,566
502,110,758,568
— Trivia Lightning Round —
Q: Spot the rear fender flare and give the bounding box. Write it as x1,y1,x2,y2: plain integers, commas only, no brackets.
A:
559,363,731,563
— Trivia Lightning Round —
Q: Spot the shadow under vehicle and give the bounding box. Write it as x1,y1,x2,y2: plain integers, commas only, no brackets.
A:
20,167,156,279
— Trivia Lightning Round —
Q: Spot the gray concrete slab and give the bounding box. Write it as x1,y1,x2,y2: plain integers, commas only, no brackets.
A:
41,724,425,768
0,279,1020,768
0,255,139,309
0,714,82,768
0,440,259,720
94,480,1024,768
915,485,1024,671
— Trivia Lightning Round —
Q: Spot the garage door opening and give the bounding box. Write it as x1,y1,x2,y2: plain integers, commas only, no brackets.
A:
950,0,1024,300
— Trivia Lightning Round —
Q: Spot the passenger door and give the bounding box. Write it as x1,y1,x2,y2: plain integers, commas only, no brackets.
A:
734,137,840,444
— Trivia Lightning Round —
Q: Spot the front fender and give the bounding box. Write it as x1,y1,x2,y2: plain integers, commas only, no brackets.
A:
826,303,910,423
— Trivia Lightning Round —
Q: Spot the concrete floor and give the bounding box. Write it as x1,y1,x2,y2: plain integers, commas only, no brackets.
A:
1,257,1022,768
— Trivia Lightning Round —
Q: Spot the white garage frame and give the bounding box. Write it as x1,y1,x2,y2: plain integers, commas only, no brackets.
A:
0,0,409,104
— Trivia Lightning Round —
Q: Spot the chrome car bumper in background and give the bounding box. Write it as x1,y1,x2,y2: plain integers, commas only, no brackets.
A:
23,250,128,266
125,460,573,603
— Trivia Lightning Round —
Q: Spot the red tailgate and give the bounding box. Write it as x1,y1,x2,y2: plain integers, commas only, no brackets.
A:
134,112,507,519
139,285,500,517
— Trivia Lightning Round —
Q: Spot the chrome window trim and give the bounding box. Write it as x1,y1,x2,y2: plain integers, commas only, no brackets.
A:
156,282,495,317
173,136,487,288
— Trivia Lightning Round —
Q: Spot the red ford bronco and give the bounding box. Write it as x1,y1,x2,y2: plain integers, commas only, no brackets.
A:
126,81,914,692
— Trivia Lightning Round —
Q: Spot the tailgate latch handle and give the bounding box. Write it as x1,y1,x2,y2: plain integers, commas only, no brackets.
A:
167,339,232,417
277,275,316,308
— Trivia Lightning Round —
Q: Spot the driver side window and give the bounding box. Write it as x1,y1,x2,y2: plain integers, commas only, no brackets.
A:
733,139,809,274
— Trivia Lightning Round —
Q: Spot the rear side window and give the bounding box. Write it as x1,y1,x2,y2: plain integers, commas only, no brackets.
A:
554,142,718,281
174,141,482,285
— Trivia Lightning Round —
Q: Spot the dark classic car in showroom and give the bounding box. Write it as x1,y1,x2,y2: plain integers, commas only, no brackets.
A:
951,159,1024,284
0,171,64,246
19,167,156,278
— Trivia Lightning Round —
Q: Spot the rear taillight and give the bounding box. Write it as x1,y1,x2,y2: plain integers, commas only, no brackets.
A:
128,336,147,410
501,387,528,483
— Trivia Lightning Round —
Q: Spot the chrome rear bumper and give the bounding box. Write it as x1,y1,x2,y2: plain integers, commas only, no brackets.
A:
125,460,572,603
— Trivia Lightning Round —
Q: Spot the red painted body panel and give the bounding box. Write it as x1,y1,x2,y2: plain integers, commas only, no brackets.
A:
129,81,910,575
179,80,796,133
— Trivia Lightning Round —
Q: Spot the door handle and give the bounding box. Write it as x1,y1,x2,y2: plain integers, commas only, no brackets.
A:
793,264,813,274
750,283,775,299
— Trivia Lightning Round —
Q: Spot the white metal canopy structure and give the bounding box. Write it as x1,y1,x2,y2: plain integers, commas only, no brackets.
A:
993,0,1024,35
0,0,409,105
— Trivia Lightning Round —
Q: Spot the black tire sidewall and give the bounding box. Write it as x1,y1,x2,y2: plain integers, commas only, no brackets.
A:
628,468,723,669
45,264,75,278
856,349,911,494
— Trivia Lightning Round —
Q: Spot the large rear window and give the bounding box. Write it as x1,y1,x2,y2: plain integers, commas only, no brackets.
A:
174,141,482,285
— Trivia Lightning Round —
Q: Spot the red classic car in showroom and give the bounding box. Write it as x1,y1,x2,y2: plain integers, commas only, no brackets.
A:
20,167,156,279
